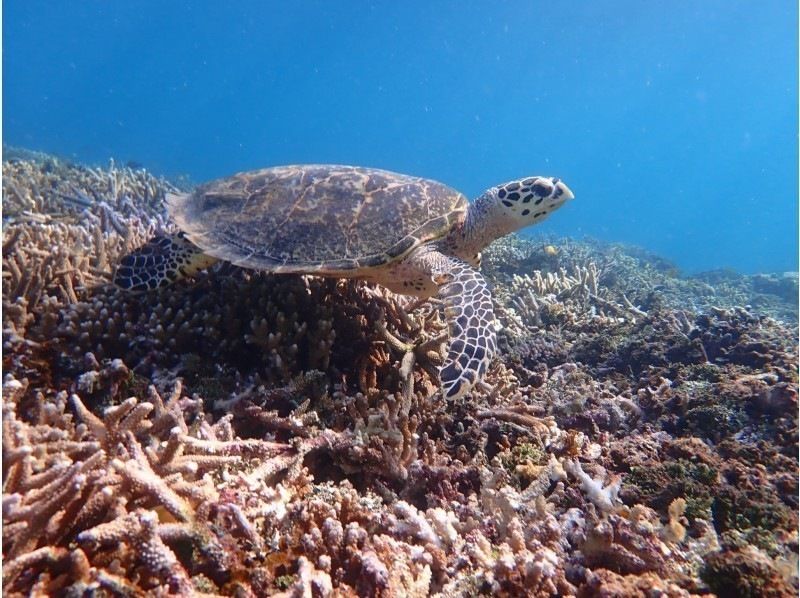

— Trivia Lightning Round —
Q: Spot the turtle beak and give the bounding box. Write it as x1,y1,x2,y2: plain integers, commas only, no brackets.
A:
553,179,574,201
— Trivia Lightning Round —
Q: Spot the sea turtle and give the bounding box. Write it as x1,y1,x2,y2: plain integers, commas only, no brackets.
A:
115,165,573,399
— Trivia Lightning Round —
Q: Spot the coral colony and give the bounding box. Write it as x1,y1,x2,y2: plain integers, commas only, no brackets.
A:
3,149,798,596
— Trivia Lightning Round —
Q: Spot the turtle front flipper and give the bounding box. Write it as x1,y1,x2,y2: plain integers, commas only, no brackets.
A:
113,233,219,292
420,250,497,399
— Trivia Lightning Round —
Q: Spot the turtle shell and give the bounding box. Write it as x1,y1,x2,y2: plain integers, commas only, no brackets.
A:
167,165,468,274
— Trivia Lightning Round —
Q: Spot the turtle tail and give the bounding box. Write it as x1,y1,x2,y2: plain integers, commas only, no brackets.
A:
113,232,218,292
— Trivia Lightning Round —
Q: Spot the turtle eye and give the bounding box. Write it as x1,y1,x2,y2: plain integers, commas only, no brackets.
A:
531,182,554,197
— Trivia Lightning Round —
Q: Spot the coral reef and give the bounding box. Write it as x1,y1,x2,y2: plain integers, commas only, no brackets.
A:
3,150,798,596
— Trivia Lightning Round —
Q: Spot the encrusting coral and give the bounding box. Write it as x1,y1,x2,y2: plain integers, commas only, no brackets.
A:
3,150,798,596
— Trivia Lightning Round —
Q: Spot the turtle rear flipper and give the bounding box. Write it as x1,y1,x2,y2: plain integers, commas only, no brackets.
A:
424,251,497,399
113,233,218,292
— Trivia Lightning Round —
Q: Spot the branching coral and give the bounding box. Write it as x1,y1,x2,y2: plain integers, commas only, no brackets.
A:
494,262,647,341
3,155,176,335
2,151,797,596
1,368,304,595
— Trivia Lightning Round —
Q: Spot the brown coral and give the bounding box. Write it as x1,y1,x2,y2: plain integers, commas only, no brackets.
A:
2,150,798,596
2,371,302,595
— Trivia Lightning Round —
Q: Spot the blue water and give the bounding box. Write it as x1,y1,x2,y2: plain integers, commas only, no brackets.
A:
4,1,797,274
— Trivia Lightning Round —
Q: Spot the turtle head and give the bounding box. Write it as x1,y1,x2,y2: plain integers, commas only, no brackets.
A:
463,176,574,250
489,176,573,230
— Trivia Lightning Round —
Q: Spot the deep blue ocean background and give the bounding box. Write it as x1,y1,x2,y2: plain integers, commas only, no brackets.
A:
3,1,797,274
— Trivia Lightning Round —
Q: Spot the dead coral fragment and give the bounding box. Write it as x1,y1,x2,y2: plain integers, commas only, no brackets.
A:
565,459,621,514
663,497,688,544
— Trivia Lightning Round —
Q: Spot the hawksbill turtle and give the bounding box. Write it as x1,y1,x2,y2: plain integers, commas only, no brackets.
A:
114,165,573,399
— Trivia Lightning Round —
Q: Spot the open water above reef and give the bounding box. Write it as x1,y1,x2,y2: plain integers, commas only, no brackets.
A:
4,1,798,274
2,150,798,596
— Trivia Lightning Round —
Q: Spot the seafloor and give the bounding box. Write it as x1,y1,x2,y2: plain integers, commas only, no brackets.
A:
2,149,798,597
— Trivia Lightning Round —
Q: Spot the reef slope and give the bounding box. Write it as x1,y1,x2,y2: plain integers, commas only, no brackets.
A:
3,151,798,596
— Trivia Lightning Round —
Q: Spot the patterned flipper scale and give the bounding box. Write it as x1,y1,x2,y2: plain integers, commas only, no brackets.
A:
432,254,497,399
113,233,218,292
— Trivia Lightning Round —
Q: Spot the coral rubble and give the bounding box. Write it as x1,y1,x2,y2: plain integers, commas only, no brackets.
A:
3,150,798,596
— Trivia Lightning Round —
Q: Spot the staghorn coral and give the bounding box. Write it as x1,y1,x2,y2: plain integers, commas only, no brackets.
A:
493,262,641,346
1,368,307,595
483,234,798,326
2,153,177,323
3,149,176,220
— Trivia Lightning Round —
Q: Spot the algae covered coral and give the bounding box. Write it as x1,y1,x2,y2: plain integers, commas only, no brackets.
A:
3,150,798,596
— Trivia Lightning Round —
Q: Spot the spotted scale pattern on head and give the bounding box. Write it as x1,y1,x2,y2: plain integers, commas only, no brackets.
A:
113,233,218,292
496,176,574,223
431,254,497,400
453,175,573,263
